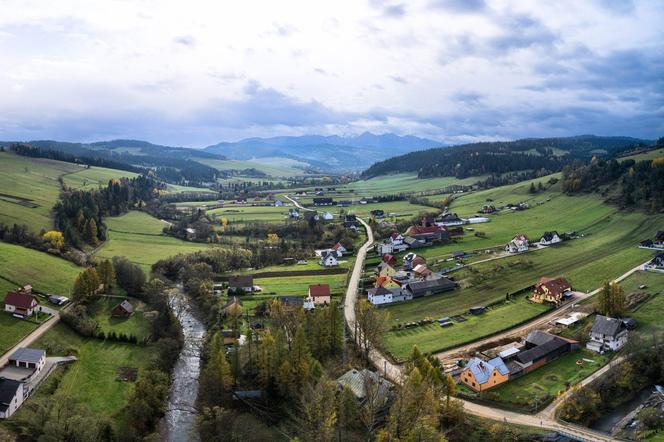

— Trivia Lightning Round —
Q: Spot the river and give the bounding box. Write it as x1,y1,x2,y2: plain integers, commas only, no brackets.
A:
163,285,206,442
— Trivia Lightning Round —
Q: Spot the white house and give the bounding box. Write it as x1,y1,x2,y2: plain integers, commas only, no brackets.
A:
320,251,339,267
332,242,347,256
539,231,561,246
505,234,529,253
274,200,285,207
586,315,629,353
322,212,334,221
367,287,411,305
0,379,24,419
376,242,394,255
4,291,39,318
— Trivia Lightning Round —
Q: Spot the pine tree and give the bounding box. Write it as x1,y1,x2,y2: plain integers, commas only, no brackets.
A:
85,218,99,245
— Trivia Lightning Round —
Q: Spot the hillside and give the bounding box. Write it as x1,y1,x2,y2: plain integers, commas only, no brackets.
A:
204,132,443,171
362,135,652,179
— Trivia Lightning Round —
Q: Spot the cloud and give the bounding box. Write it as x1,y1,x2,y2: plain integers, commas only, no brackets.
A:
390,76,408,84
173,35,196,47
428,0,486,13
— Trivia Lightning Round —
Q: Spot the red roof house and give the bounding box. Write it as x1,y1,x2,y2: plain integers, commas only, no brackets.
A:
4,292,39,317
308,284,331,305
531,277,572,305
382,254,397,267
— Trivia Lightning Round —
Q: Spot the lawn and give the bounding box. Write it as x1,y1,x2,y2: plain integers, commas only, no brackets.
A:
0,241,82,298
489,349,611,411
619,271,664,336
207,205,291,222
95,211,217,273
0,152,80,232
385,296,550,359
619,148,664,163
0,313,41,354
204,158,308,177
341,173,485,195
87,296,152,340
28,323,157,417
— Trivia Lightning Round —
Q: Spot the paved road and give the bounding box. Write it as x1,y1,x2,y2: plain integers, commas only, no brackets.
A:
433,261,647,363
284,195,314,212
0,312,60,367
341,214,626,441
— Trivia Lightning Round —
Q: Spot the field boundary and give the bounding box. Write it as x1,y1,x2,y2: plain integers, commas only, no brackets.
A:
215,268,349,280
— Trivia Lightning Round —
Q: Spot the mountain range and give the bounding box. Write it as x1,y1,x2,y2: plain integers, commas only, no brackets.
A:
203,132,443,171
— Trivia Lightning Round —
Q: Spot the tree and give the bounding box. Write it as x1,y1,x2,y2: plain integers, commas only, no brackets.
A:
96,259,116,292
267,233,279,242
297,378,337,442
72,267,101,301
529,182,537,194
596,281,625,317
355,299,390,358
42,230,65,249
84,218,99,245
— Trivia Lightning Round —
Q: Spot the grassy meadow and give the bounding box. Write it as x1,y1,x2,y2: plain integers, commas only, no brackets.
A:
208,205,291,222
95,211,216,272
205,158,308,177
619,148,664,162
62,165,139,190
342,173,484,195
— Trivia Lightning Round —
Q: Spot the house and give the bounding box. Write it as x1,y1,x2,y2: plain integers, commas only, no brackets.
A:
367,287,393,305
308,284,331,305
480,205,496,214
337,200,351,207
403,253,426,270
320,251,339,267
336,369,394,408
8,348,46,374
531,277,572,305
376,242,395,255
374,275,401,289
0,379,25,419
640,239,655,248
403,236,426,249
412,264,432,278
313,197,334,206
382,254,397,267
4,291,39,318
344,214,359,228
332,242,347,256
378,220,395,229
404,225,442,240
111,300,135,317
460,357,510,392
228,275,256,293
304,211,319,222
223,296,243,316
322,211,334,221
469,306,486,315
451,250,465,260
539,231,561,246
656,231,664,246
370,209,385,218
505,234,529,253
274,200,285,207
405,277,456,298
376,262,397,277
587,315,629,353
289,208,300,219
646,252,664,272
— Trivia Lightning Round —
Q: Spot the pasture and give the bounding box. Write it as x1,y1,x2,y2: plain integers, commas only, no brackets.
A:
95,211,216,272
342,173,484,195
62,165,138,190
619,148,664,162
208,205,291,222
29,323,156,418
204,158,308,177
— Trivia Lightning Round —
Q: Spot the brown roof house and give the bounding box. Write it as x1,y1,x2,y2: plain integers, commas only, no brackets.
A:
531,277,572,305
223,296,243,317
111,300,134,317
228,275,256,293
4,291,39,318
306,284,331,307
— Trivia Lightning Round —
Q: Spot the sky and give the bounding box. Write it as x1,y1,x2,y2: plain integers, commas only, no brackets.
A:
0,0,662,147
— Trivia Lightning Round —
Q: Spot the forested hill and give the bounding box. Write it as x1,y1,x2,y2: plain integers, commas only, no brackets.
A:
361,135,651,179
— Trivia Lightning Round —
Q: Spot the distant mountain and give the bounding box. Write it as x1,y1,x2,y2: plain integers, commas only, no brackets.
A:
204,132,444,171
362,135,653,179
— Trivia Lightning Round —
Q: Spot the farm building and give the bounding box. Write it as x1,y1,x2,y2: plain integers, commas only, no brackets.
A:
278,296,304,309
321,211,334,220
4,291,39,318
436,213,464,226
111,300,134,317
460,357,510,392
646,252,664,272
480,205,496,214
382,254,397,267
228,275,256,293
587,315,629,353
404,277,456,298
513,331,576,375
8,348,46,374
336,368,394,408
531,277,572,305
313,197,334,206
344,214,359,228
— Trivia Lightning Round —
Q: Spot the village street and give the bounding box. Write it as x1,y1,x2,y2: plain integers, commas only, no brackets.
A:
342,215,640,441
0,312,60,367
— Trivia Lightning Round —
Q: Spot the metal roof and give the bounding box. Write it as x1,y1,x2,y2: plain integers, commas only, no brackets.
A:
9,347,45,363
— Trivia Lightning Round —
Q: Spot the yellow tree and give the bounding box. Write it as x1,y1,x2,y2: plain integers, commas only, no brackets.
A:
42,231,65,249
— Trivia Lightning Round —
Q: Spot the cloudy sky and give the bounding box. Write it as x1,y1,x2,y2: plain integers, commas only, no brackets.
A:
0,0,662,146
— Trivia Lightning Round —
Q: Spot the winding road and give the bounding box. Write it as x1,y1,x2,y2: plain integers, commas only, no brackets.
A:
335,210,625,442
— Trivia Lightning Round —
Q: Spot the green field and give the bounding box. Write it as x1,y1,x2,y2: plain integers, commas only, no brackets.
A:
489,349,611,410
29,323,156,417
204,158,308,177
0,313,41,354
619,271,664,335
0,152,80,231
342,173,485,195
0,241,82,298
208,205,291,222
381,175,663,358
95,211,216,272
62,165,138,190
87,296,152,340
620,148,664,162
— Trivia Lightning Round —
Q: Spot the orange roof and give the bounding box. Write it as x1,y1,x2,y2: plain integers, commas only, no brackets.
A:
308,284,331,297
